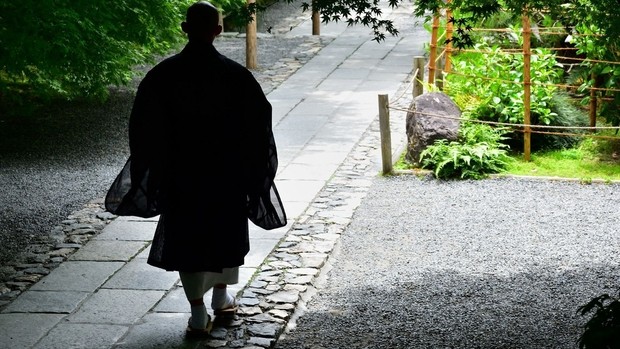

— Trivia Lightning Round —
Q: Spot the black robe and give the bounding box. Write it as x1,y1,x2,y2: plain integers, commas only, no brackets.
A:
106,42,286,272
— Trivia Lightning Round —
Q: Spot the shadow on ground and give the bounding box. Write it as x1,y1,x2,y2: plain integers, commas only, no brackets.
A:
274,264,615,349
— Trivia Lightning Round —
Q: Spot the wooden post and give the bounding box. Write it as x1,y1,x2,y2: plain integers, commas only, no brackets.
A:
413,56,425,98
428,14,440,86
246,0,257,69
589,73,597,130
378,94,393,175
444,1,453,75
312,3,320,36
436,55,444,91
522,12,532,162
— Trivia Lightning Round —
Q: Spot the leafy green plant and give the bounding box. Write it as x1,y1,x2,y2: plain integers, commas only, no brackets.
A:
577,289,620,349
567,23,620,127
287,0,400,42
446,41,563,126
0,0,195,113
420,123,512,179
220,0,266,31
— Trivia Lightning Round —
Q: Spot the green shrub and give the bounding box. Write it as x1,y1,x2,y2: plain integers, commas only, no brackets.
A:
443,39,593,152
0,0,194,112
568,23,620,127
420,123,512,179
447,42,563,126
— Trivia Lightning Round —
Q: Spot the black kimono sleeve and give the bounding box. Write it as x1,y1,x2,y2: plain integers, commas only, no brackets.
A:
105,71,166,218
239,69,287,230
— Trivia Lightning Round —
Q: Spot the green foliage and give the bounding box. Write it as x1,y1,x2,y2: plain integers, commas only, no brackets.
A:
289,0,400,42
540,91,589,149
577,289,620,349
220,0,266,30
445,42,591,152
420,123,512,179
567,23,620,126
446,42,563,126
0,0,194,112
413,0,566,49
413,0,620,127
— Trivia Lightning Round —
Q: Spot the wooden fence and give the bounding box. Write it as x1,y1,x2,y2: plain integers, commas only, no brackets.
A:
378,7,620,173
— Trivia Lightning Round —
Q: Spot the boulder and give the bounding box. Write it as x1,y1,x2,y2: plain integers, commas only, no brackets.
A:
406,92,461,166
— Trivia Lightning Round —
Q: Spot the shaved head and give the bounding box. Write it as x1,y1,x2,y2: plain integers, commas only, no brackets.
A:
182,1,222,43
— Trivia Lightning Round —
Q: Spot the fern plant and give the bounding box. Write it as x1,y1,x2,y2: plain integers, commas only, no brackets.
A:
420,123,512,180
578,289,620,349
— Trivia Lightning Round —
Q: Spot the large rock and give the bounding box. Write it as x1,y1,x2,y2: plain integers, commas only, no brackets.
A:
406,92,461,166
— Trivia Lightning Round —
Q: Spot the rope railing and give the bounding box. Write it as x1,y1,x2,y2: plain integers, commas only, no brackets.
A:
438,69,620,94
387,104,620,132
438,46,620,66
419,8,619,161
437,26,606,37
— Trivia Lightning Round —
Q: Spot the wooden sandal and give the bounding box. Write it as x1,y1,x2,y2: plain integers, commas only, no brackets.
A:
185,315,213,338
213,299,238,316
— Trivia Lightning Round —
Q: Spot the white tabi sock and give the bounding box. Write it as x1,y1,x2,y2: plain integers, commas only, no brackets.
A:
211,288,235,310
189,304,208,329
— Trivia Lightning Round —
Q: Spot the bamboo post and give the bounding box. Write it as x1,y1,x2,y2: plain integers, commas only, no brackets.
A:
413,56,425,98
428,14,440,86
522,12,532,161
378,94,393,175
246,0,257,69
436,55,444,91
444,1,453,75
589,73,597,130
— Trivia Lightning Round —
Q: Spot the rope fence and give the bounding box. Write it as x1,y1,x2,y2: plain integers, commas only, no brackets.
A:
377,8,619,173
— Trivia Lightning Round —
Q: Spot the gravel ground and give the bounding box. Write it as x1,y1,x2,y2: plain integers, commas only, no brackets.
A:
275,176,620,349
0,0,318,278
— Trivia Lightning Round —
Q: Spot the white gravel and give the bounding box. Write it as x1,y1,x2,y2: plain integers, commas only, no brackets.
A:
276,176,620,348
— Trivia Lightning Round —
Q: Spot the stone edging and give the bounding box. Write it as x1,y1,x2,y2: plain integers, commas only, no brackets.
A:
201,71,416,349
203,101,385,349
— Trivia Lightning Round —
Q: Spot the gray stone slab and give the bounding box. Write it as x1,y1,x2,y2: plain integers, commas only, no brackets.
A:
153,286,188,313
270,201,306,221
275,179,326,203
102,259,179,290
95,219,157,241
135,244,151,259
33,323,128,349
275,147,300,165
276,114,329,131
329,67,372,79
114,215,160,223
249,224,289,240
290,150,349,166
245,238,281,268
69,240,147,261
114,312,201,349
269,97,302,121
278,162,339,181
272,127,315,148
289,100,338,116
0,313,64,349
1,290,89,314
316,78,363,92
68,289,164,325
30,261,124,292
237,266,256,291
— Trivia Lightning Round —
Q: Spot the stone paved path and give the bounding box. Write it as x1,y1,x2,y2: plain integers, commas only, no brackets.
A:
0,3,427,348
